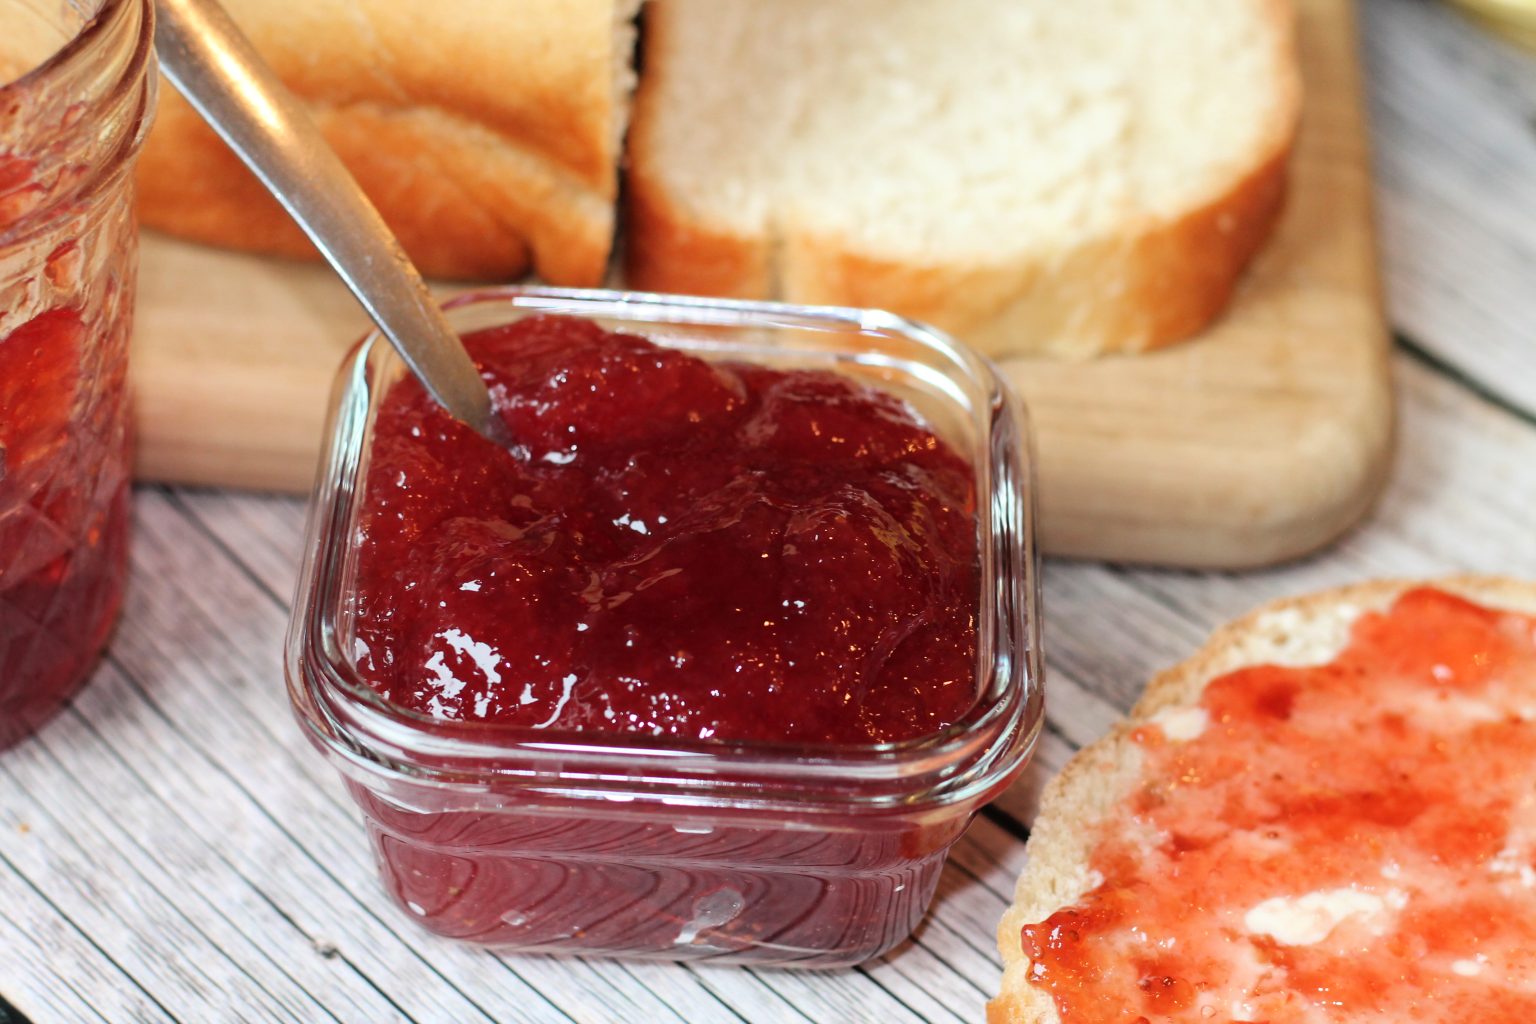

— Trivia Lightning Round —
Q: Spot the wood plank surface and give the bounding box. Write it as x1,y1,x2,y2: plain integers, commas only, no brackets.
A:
127,0,1390,571
6,0,1535,1021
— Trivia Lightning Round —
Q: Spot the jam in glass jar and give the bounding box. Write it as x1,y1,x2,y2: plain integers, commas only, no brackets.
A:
288,288,1043,965
0,0,155,749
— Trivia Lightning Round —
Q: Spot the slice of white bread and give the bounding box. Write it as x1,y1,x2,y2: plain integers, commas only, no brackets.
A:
626,0,1301,358
136,0,640,283
991,577,1536,1022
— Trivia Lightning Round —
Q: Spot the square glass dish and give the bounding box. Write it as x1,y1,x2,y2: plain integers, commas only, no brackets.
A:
286,287,1043,966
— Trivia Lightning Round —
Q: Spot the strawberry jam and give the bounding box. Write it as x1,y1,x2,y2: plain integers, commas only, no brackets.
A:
2,0,152,748
1019,588,1536,1022
292,296,1039,965
0,307,130,749
337,314,987,961
352,315,979,745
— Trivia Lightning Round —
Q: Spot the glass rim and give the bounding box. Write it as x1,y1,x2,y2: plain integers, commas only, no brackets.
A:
0,0,155,248
1,0,144,94
286,286,1043,815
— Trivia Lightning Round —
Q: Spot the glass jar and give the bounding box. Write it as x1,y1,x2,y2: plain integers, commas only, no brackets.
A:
0,0,154,749
288,287,1043,966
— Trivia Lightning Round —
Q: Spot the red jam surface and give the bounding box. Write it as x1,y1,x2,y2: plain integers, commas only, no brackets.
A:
0,306,130,749
353,315,979,745
1022,588,1536,1022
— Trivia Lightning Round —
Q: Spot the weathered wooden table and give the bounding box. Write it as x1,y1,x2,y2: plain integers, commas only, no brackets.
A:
4,1,1534,1020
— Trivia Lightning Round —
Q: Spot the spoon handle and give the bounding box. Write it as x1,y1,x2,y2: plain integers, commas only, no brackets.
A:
152,0,499,440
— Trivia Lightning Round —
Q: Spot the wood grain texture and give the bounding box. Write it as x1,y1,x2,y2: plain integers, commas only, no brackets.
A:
1364,0,1536,403
130,240,370,494
127,0,1389,570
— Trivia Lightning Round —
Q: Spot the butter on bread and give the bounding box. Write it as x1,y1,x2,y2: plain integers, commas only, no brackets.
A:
625,0,1301,358
991,577,1536,1022
136,0,639,283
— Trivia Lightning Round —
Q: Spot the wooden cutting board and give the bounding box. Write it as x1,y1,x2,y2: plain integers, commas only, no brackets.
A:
130,0,1388,570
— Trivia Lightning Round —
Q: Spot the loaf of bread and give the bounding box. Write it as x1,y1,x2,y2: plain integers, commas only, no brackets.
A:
992,578,1536,1022
135,0,639,283
625,0,1301,358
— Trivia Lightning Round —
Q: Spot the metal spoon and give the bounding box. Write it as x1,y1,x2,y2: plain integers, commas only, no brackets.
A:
150,0,504,444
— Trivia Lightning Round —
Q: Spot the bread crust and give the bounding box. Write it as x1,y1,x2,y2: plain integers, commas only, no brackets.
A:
624,0,1302,359
136,0,636,283
988,576,1536,1023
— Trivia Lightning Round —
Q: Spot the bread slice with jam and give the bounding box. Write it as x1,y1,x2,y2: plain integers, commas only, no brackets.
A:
994,578,1536,1022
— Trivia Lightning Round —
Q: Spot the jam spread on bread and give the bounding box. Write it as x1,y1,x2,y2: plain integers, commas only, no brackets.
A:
352,315,978,745
1023,588,1536,1022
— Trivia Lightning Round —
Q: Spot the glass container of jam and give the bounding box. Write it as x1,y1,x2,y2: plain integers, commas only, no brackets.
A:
0,0,154,749
287,288,1042,965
